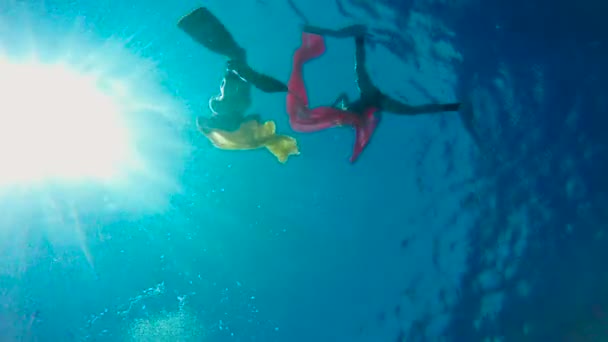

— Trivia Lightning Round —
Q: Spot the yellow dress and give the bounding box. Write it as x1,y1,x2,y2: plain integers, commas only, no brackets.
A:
198,116,300,163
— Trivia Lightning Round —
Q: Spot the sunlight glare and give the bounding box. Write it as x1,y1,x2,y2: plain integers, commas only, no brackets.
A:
0,3,189,279
0,58,132,184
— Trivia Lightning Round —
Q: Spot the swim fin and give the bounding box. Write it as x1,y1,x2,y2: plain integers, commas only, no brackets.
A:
351,107,379,163
178,7,246,61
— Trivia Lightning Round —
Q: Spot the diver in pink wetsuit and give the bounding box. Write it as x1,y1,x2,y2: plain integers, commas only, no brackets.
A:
287,31,378,163
287,25,462,163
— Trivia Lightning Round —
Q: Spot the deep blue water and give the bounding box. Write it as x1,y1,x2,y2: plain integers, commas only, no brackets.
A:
1,0,607,341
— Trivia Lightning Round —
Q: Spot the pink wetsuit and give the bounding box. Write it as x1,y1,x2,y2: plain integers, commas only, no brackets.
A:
286,33,379,163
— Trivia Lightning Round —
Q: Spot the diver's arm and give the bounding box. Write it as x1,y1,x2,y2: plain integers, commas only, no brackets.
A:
380,96,460,115
302,24,367,38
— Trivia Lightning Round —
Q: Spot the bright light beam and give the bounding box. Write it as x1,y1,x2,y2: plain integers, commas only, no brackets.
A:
0,4,190,280
0,57,133,185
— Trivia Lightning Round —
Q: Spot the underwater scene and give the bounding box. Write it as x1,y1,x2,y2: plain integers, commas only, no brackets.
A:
0,0,606,341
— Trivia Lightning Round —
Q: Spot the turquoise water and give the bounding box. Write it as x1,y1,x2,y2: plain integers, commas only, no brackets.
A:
1,0,606,341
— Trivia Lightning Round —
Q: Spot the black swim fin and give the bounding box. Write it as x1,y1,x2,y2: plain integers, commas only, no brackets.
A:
228,60,288,93
178,7,246,61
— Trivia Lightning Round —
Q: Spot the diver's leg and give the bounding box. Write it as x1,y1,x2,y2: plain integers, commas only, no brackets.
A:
353,32,461,115
287,32,326,120
354,36,380,97
178,7,246,61
303,23,375,96
228,60,288,93
380,95,460,115
348,39,383,164
286,33,365,135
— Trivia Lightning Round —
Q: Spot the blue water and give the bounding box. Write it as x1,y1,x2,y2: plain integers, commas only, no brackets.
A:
0,0,606,341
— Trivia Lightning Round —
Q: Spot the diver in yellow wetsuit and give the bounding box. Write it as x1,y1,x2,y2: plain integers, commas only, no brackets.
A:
178,7,299,163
